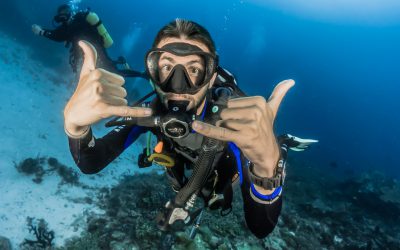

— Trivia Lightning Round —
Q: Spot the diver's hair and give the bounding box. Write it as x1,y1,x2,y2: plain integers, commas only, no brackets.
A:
153,18,216,55
57,4,72,14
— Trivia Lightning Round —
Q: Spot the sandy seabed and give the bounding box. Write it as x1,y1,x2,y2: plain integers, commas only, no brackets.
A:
0,31,145,248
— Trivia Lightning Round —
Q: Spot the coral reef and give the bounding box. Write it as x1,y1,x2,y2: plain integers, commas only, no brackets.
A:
47,157,79,185
12,158,398,249
14,156,80,186
21,217,55,249
57,160,400,249
14,157,46,183
0,236,12,250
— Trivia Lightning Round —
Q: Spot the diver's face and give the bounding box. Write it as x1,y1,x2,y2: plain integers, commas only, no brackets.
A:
158,53,205,85
56,9,72,24
155,38,216,114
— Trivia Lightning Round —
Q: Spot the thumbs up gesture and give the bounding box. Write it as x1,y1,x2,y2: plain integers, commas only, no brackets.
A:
64,41,152,137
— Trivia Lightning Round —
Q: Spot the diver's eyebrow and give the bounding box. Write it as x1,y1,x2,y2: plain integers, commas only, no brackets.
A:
186,59,203,65
159,56,175,63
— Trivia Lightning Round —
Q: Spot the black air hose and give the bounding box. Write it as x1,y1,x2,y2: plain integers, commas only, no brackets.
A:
174,134,221,207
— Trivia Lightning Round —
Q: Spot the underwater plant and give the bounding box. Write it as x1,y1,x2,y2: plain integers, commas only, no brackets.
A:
14,156,80,186
47,157,79,185
21,217,55,249
14,157,46,183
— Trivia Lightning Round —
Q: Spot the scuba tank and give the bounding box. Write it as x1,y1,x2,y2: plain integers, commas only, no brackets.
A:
85,12,113,48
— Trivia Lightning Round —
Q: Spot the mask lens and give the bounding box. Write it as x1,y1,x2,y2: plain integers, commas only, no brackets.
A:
54,13,70,23
145,46,216,93
146,50,161,83
158,52,205,85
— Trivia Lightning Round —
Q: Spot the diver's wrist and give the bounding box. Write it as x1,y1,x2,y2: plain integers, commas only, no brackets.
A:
64,123,90,139
248,147,286,192
253,149,280,178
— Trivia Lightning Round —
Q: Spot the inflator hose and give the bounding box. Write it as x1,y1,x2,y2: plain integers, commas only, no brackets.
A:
174,133,222,207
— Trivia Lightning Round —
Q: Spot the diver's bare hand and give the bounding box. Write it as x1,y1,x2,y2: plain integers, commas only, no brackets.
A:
63,40,152,137
193,80,295,192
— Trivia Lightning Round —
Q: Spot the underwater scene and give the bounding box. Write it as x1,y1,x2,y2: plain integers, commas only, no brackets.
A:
0,0,399,249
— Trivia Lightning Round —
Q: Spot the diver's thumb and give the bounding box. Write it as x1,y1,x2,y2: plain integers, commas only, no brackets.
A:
78,40,98,81
268,79,295,118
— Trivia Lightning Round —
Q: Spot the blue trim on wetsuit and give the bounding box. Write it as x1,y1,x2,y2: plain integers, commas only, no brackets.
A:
228,142,243,185
191,100,208,133
124,126,145,149
250,184,282,201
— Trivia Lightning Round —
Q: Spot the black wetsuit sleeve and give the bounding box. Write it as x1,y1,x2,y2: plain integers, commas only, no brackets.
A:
240,163,283,239
227,142,287,239
42,26,69,42
68,125,147,174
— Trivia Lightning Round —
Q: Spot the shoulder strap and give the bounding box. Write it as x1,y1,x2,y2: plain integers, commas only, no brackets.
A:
213,66,247,97
215,66,237,86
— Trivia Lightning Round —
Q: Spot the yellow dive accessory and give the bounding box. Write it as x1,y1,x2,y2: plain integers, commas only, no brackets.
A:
148,153,175,168
86,12,113,48
144,138,175,168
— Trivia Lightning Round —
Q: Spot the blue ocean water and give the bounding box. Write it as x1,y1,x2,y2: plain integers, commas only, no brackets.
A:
2,0,398,177
0,0,400,248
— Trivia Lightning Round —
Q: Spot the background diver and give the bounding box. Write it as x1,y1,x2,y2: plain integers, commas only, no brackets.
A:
32,4,146,78
63,19,318,238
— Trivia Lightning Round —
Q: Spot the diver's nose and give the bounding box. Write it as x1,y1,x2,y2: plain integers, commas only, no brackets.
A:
168,65,191,94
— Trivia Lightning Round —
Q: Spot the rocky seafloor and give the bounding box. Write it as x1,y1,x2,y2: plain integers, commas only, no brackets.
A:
5,157,400,250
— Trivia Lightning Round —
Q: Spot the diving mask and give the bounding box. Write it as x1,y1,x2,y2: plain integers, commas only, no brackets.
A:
54,5,72,24
145,42,218,95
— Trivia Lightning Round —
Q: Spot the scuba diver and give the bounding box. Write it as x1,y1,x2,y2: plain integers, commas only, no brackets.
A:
63,19,318,239
32,4,146,78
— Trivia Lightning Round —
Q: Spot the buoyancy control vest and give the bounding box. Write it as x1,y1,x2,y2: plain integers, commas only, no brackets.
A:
151,67,247,230
106,66,245,232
